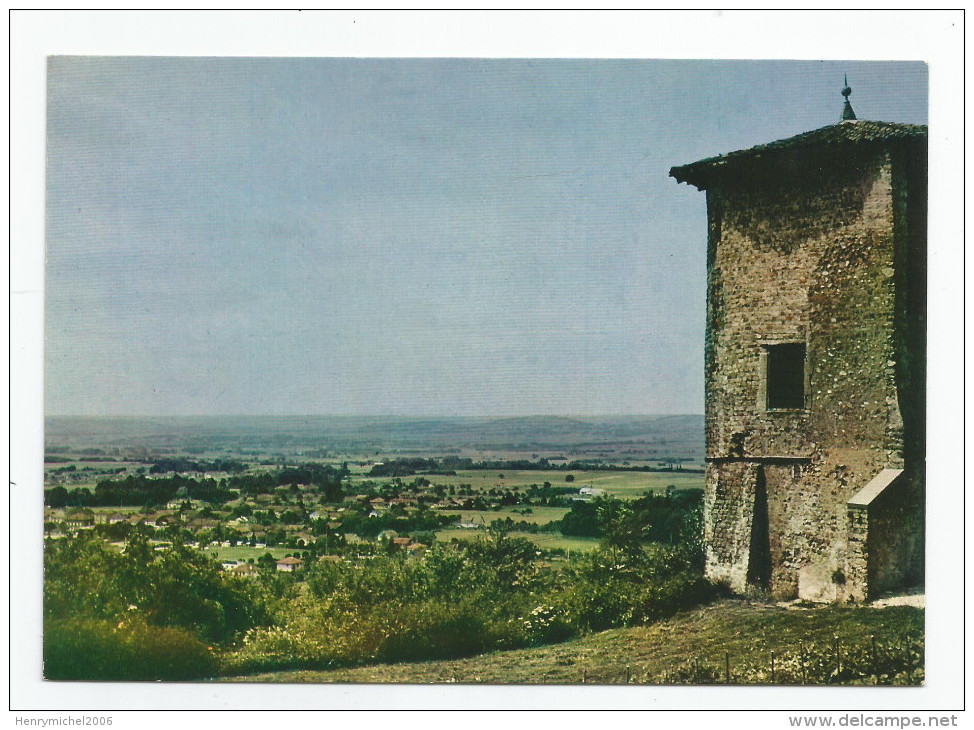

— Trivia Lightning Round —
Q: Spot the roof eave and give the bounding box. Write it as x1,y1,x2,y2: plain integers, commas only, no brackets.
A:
669,121,927,191
669,162,724,190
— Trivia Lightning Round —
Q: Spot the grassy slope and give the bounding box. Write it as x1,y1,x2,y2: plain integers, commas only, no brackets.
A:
226,599,923,684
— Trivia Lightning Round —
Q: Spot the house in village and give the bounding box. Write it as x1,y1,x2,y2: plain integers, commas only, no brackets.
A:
232,562,259,578
670,82,926,602
63,509,95,529
276,556,304,572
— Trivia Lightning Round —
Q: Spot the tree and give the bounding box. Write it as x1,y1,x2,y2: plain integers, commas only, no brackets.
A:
410,530,436,546
321,477,343,503
44,486,69,508
558,500,600,537
45,533,269,645
596,498,645,554
464,533,539,589
677,500,705,571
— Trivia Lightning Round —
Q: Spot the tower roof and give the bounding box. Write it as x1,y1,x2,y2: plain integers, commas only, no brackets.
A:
669,120,927,191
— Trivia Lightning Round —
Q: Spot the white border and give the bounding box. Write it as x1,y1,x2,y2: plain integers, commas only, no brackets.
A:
8,9,966,721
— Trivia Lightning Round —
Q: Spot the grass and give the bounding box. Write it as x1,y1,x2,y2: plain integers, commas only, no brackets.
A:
429,469,703,496
201,545,293,561
572,470,703,498
435,505,569,525
225,599,923,684
51,505,148,514
348,469,704,497
434,528,601,553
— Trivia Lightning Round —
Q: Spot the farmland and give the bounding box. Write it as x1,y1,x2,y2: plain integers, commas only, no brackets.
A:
409,469,704,497
434,528,601,554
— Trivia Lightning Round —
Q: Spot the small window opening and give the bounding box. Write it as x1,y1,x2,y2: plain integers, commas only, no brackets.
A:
766,343,806,410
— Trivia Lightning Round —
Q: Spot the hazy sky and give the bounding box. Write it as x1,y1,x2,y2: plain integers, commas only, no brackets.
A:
45,58,928,417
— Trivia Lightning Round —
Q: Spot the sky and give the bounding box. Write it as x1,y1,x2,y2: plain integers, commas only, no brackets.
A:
44,57,928,417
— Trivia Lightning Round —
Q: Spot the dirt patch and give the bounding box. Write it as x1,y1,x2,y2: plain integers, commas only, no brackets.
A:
871,593,925,609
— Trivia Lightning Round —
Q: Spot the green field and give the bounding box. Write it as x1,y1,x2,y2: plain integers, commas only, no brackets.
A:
355,468,704,496
436,505,569,525
201,545,294,562
558,470,703,498
434,528,600,553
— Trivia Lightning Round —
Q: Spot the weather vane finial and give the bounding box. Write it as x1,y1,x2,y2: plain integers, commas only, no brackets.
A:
841,74,857,121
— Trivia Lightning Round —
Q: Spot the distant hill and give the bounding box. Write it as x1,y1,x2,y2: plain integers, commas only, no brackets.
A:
45,414,704,462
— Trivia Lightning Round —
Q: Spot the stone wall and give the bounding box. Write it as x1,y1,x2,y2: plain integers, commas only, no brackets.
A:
703,460,756,591
844,470,924,602
866,471,925,597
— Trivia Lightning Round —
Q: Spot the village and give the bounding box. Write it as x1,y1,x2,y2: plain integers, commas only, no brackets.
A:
43,448,705,581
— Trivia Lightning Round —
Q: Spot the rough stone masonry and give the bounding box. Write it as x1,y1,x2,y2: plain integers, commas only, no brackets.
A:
670,115,926,602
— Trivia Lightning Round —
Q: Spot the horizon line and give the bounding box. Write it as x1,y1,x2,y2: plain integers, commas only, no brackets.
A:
45,412,706,419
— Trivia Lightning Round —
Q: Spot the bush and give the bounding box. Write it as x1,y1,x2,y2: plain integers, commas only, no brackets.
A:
44,618,218,681
634,572,718,623
376,600,494,662
45,534,271,646
553,545,717,633
48,532,721,679
226,590,538,676
519,603,574,646
557,580,639,632
226,596,387,675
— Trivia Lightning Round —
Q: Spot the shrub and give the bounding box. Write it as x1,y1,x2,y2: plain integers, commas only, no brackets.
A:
226,597,389,675
227,593,532,675
49,532,722,679
520,603,574,646
634,572,718,623
45,533,271,646
558,580,638,632
44,618,218,681
376,600,494,662
554,545,716,633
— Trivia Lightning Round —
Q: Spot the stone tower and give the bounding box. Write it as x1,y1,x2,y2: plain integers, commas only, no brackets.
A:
670,88,926,601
